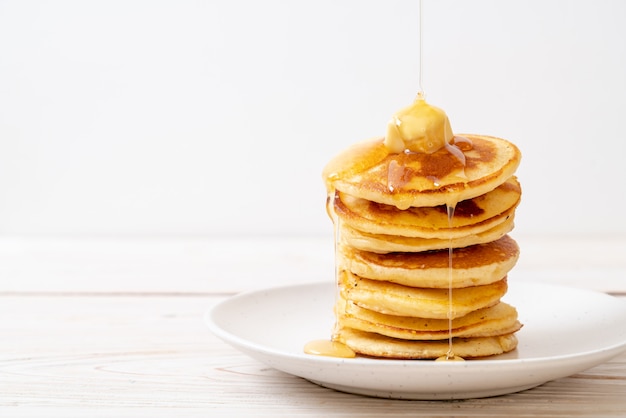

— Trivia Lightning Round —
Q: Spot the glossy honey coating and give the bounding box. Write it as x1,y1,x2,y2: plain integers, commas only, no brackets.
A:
333,176,521,239
324,134,521,210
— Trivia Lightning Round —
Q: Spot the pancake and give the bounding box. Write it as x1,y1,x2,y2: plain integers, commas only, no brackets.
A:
340,214,514,253
334,327,519,359
340,271,508,319
319,97,523,361
336,297,522,340
339,235,519,288
324,134,521,210
333,176,521,239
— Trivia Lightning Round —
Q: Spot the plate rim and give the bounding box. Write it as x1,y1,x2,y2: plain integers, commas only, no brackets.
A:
206,280,626,399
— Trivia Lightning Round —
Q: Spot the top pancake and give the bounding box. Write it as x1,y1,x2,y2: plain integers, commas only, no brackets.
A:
324,134,521,209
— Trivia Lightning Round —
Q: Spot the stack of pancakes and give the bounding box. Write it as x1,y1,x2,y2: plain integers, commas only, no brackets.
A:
323,133,523,359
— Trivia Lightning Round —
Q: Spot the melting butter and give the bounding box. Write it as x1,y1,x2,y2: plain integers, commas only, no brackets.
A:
384,93,454,154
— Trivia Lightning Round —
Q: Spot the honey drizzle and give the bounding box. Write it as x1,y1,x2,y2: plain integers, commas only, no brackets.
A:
417,0,424,97
446,203,456,360
304,190,355,359
311,0,470,361
435,202,465,362
330,190,342,341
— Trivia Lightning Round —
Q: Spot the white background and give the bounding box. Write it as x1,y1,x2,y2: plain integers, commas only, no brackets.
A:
0,0,624,238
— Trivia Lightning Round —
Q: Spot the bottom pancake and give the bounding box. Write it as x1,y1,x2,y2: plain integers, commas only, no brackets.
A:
334,327,518,360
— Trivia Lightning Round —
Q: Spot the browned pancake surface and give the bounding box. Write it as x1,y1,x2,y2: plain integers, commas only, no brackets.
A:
333,176,520,238
326,135,521,209
340,235,519,288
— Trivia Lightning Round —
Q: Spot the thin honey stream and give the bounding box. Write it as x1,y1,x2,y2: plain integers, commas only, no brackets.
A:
303,190,355,359
435,203,465,362
307,0,469,361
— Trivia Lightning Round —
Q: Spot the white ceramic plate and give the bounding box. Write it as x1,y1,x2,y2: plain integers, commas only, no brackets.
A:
206,280,626,400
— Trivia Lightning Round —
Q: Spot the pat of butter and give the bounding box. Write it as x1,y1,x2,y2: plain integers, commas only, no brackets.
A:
384,94,454,154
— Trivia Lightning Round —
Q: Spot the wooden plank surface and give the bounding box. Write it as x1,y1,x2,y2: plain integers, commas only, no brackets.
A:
1,236,625,416
1,293,625,417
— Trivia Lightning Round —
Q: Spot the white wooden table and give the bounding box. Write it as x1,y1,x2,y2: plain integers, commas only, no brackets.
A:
1,235,625,417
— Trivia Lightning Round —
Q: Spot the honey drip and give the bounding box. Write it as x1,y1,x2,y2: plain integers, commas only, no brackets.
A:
314,0,471,361
330,190,342,342
417,0,424,97
445,203,457,360
304,190,355,358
